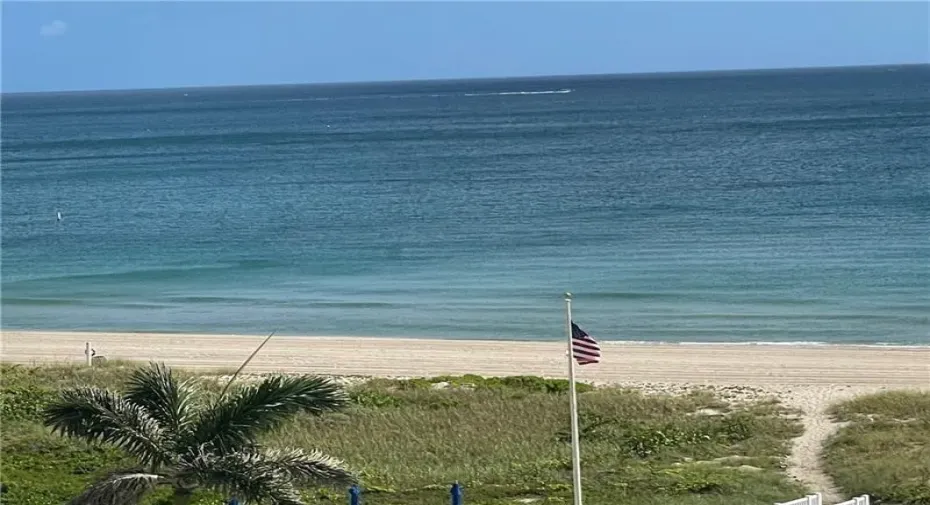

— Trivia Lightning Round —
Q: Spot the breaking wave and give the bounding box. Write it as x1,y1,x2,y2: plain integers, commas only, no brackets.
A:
464,88,573,97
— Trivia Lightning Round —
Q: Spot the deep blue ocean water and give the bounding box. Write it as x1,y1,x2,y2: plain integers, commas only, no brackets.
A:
2,65,928,344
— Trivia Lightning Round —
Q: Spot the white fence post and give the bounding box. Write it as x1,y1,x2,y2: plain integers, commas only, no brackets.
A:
832,496,870,505
775,493,822,505
787,494,870,505
85,342,92,366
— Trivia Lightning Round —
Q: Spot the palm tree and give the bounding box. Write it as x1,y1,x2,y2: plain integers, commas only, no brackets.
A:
43,362,357,505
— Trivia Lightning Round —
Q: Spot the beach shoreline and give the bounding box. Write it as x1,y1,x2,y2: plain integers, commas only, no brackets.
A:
3,330,928,388
2,327,928,348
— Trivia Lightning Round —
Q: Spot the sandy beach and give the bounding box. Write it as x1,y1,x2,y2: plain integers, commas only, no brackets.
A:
2,330,928,499
1,330,927,386
2,330,927,387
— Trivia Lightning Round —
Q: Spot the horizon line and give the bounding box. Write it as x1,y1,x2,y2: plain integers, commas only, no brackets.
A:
4,62,928,97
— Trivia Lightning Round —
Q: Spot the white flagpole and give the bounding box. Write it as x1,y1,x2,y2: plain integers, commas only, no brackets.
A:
564,292,583,505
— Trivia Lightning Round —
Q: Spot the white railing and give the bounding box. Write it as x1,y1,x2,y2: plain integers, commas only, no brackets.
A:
833,497,869,505
775,494,870,505
776,494,822,505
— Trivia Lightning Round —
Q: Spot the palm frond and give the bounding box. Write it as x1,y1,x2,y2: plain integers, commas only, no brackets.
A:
190,375,346,452
263,447,357,486
43,387,170,467
124,362,197,433
67,471,162,505
178,448,305,505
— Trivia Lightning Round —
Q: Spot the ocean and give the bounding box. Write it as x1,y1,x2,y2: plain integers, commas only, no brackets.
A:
2,65,928,345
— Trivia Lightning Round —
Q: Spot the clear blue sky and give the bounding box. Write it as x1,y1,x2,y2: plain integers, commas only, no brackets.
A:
3,1,928,93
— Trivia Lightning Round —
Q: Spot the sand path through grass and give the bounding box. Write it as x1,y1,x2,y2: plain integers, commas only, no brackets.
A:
780,388,859,503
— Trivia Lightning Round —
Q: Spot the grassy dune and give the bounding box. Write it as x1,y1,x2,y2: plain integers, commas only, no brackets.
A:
823,390,930,505
3,363,810,505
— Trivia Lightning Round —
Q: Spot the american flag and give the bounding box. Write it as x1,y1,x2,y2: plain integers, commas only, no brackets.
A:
571,322,600,365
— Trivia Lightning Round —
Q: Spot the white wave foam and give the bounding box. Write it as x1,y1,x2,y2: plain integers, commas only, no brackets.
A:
598,340,930,349
464,88,573,97
241,88,573,105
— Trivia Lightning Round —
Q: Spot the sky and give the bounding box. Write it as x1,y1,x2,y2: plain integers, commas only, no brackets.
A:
2,1,928,93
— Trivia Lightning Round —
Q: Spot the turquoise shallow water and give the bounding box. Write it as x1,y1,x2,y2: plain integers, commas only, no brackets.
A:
2,65,928,344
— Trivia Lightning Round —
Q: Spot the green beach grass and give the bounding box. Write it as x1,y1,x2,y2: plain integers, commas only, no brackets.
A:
822,390,930,505
0,361,864,505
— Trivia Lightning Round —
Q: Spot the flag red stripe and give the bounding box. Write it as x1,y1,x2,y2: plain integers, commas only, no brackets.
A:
570,321,601,365
572,345,601,364
572,339,600,351
573,346,599,355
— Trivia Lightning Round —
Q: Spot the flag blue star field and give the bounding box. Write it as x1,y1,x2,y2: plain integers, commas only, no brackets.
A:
571,322,600,365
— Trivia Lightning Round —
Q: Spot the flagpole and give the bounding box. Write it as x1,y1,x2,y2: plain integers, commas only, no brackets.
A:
564,292,583,505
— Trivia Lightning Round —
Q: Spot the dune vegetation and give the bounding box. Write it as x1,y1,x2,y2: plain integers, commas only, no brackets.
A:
822,390,930,505
2,361,901,505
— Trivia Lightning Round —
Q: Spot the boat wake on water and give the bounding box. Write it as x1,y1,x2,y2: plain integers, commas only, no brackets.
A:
464,88,573,97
